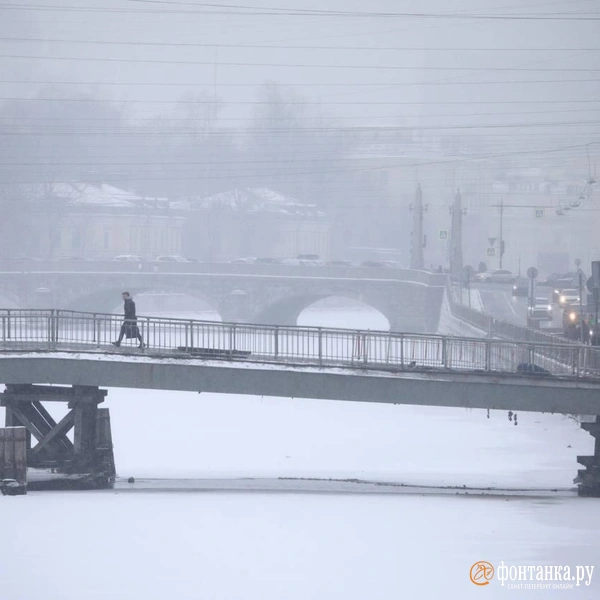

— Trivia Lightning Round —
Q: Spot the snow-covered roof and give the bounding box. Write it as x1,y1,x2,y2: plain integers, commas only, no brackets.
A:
24,182,167,208
172,187,325,217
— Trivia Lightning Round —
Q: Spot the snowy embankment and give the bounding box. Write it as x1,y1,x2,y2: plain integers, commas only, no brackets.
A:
436,289,487,338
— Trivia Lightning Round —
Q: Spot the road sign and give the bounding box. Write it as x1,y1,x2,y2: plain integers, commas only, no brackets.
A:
534,208,545,218
587,278,596,293
593,261,600,287
439,230,448,240
527,267,538,279
487,237,497,246
487,248,496,256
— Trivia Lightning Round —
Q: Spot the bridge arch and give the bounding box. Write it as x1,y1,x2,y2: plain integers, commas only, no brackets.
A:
298,296,390,330
64,287,224,320
252,290,394,330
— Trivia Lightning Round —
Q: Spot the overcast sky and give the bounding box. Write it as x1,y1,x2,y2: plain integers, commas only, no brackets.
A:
2,0,598,135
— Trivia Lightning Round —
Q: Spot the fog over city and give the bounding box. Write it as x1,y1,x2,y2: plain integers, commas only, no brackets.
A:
1,0,599,267
1,2,600,600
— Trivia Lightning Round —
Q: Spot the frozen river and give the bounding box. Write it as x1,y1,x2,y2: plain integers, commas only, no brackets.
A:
1,304,599,599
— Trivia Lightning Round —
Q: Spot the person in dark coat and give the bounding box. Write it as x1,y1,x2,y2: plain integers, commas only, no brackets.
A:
112,291,144,348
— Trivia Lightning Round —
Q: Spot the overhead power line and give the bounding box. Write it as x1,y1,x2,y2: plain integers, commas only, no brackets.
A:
1,96,598,106
3,108,600,121
1,149,595,185
0,36,598,52
4,79,600,88
3,121,600,134
3,2,600,20
2,53,600,72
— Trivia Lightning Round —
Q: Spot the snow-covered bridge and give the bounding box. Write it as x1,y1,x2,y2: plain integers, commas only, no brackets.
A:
0,261,445,332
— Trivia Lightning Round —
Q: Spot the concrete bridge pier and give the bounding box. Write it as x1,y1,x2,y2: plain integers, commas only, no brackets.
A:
577,416,600,497
0,384,115,489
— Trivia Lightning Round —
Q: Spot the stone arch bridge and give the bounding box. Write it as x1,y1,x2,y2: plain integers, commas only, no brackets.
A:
0,261,446,332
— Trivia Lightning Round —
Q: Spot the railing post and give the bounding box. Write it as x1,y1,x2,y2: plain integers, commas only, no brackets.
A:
529,344,535,367
230,324,236,358
93,313,98,347
189,320,194,350
485,339,491,371
400,333,404,367
363,332,368,364
442,337,447,368
6,309,11,340
385,335,391,364
47,310,53,348
274,326,279,358
318,327,323,366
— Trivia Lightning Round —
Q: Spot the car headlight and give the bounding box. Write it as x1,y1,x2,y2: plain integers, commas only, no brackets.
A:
569,312,577,321
560,295,566,303
590,330,594,337
547,305,552,311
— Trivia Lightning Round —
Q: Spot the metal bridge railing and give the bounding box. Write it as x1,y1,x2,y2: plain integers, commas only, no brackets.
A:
445,282,600,375
0,309,599,379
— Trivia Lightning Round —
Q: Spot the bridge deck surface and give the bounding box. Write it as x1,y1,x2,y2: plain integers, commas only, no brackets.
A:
1,347,600,415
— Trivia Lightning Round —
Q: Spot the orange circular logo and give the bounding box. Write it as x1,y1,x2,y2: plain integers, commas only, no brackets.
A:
470,561,495,586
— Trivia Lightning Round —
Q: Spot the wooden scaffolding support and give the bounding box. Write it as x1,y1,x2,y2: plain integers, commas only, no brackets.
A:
1,384,115,482
577,416,600,497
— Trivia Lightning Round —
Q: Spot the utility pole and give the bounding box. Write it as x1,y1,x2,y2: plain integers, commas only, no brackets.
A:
499,198,504,269
410,184,426,270
492,202,553,271
450,188,465,276
579,268,585,344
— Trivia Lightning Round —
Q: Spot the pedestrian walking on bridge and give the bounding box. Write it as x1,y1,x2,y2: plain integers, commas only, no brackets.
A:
112,291,144,348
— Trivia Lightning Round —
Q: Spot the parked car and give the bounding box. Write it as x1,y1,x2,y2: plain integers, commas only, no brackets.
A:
552,273,586,302
557,288,580,307
475,269,515,283
296,254,320,261
542,272,562,287
254,257,282,264
113,254,143,262
281,257,323,266
155,255,190,263
527,297,553,320
228,257,256,264
360,260,391,268
325,260,354,267
511,278,529,297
